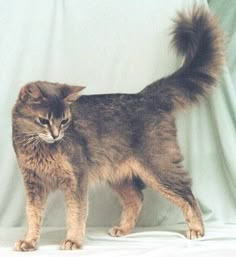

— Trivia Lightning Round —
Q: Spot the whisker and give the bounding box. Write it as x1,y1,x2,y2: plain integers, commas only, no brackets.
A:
60,136,71,150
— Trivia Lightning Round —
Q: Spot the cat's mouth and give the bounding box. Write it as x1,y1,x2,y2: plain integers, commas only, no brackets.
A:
43,138,61,144
38,134,63,144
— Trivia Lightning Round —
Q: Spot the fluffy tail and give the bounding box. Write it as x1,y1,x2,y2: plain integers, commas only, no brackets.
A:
140,6,225,111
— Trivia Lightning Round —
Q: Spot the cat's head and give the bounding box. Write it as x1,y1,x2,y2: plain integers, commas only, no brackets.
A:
13,81,85,144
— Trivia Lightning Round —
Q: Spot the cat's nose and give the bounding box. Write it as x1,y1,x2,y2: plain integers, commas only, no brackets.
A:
52,134,59,139
51,127,59,139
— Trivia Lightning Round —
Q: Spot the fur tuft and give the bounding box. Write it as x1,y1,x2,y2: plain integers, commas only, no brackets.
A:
140,6,225,110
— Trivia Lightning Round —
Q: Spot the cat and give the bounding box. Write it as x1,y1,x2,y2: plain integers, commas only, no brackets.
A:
12,6,224,251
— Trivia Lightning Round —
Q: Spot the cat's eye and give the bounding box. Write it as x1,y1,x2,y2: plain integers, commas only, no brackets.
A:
38,117,49,126
61,118,69,126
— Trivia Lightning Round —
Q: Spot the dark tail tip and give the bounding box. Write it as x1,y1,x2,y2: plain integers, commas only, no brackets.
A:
171,5,225,72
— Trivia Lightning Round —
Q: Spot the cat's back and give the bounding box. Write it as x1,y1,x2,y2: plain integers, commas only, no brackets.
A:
73,93,140,113
71,93,144,130
70,92,174,152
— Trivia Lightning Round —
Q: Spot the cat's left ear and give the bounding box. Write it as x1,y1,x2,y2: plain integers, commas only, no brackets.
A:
63,85,85,104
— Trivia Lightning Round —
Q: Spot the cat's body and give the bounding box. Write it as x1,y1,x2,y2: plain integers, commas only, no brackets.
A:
15,92,181,191
12,7,224,251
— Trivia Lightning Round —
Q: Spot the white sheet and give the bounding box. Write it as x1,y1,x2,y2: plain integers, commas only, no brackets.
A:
1,225,236,257
1,0,235,256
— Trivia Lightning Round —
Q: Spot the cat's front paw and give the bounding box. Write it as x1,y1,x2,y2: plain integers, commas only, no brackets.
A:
14,240,37,251
60,239,82,250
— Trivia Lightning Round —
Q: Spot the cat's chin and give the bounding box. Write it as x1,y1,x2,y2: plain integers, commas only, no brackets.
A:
43,140,57,144
43,138,62,144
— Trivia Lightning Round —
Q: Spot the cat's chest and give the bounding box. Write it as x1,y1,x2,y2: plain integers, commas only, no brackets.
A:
19,145,74,183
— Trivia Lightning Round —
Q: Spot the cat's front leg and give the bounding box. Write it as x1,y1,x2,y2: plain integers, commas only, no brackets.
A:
15,169,47,251
60,172,88,250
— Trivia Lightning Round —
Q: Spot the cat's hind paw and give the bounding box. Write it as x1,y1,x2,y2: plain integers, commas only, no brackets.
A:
186,229,204,239
108,226,131,237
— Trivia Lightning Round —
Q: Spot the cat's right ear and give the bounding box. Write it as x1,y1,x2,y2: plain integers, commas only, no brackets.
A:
19,83,46,104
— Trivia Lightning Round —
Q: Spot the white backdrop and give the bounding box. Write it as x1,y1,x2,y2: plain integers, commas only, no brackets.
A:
2,0,236,229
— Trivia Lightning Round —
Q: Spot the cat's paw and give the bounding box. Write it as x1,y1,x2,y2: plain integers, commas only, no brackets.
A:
60,239,82,250
108,226,131,237
14,240,37,251
186,229,204,239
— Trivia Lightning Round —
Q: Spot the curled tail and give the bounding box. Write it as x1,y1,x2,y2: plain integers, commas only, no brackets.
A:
140,6,225,111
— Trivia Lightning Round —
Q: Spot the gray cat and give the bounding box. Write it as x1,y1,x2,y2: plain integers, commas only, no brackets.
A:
12,7,224,251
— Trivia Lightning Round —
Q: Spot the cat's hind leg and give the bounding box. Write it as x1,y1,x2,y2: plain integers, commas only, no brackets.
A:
108,179,144,237
138,163,204,239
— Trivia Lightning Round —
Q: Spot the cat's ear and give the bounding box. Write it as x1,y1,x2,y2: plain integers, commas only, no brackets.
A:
19,83,46,104
63,85,85,104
